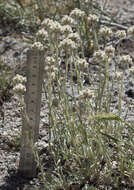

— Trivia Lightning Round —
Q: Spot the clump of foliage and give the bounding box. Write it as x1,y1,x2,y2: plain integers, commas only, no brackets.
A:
10,0,134,189
0,0,80,33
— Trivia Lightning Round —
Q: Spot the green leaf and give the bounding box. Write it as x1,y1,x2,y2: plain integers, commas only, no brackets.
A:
99,132,119,143
91,113,134,131
92,113,121,121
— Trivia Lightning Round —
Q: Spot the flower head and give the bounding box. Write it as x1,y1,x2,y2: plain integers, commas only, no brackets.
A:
116,30,126,38
42,18,62,33
46,56,56,65
129,66,134,75
99,26,113,38
112,161,117,169
115,72,123,80
36,29,48,39
13,74,26,85
87,14,99,23
41,18,53,27
127,26,134,36
13,84,26,95
50,72,56,80
67,32,81,42
61,25,73,36
119,55,132,64
70,8,85,19
94,50,108,62
105,45,115,57
76,57,88,68
79,88,94,99
61,15,75,25
32,42,44,50
59,38,77,50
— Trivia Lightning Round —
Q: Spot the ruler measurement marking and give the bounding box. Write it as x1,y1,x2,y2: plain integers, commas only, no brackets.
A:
26,52,41,127
19,49,44,177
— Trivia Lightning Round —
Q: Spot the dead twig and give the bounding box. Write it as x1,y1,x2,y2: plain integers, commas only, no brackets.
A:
100,20,128,30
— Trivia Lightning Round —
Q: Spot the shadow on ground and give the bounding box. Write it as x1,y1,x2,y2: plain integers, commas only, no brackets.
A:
0,169,38,190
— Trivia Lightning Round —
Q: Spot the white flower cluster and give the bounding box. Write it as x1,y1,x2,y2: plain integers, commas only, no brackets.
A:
61,15,75,25
13,83,26,94
119,55,132,64
94,45,115,62
94,49,108,62
115,72,123,80
76,57,88,68
87,14,99,23
35,140,47,150
32,42,44,50
13,74,26,95
42,18,62,33
116,30,126,38
46,56,56,65
79,88,94,99
112,161,118,169
105,45,115,57
67,32,81,42
62,25,73,35
44,56,58,80
99,26,113,38
70,8,85,19
50,71,57,80
36,28,48,39
127,26,134,36
129,66,134,75
59,38,77,50
41,18,53,28
13,74,26,85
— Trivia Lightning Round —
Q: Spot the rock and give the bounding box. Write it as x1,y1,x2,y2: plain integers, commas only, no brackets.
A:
66,86,79,98
125,89,134,99
0,41,6,54
1,36,31,75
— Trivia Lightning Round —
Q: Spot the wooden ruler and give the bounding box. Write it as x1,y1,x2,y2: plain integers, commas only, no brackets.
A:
19,49,44,178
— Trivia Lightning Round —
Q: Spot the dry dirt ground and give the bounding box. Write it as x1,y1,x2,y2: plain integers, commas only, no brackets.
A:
0,1,134,190
108,0,134,24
